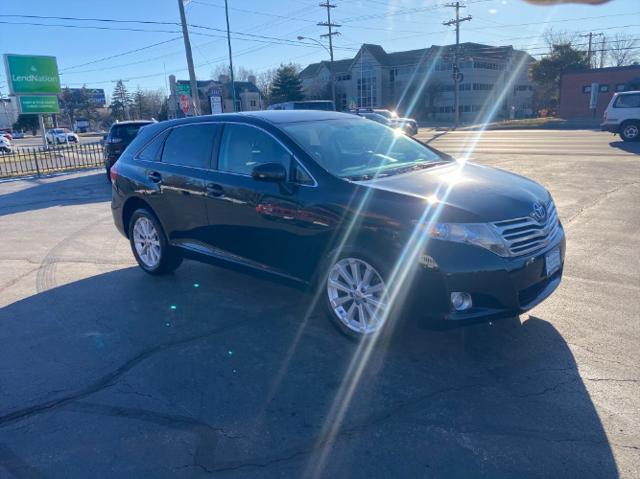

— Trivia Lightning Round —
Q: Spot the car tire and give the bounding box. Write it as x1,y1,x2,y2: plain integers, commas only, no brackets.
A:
620,121,640,142
322,252,392,341
128,208,183,275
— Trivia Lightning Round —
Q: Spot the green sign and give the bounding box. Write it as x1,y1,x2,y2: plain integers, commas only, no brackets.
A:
18,95,60,114
176,82,191,96
4,54,61,95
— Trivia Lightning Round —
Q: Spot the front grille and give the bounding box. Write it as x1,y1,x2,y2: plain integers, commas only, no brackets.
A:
493,202,562,256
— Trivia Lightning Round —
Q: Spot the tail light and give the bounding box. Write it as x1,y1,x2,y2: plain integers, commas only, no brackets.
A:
110,162,120,183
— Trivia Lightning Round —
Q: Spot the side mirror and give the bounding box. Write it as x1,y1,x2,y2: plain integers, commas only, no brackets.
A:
251,162,287,183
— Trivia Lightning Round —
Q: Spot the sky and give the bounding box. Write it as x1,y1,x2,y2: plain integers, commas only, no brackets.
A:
0,0,638,97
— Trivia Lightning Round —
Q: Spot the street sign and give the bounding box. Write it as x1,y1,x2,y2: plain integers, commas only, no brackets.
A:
180,94,191,114
18,95,60,114
176,82,192,97
453,71,464,83
589,82,599,110
3,54,61,95
210,95,223,114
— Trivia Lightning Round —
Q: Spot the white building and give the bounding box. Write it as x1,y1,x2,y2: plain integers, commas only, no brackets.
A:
300,42,535,121
0,98,19,130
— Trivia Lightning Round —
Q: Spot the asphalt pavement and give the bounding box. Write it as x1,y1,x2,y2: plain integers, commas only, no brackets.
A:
0,129,638,478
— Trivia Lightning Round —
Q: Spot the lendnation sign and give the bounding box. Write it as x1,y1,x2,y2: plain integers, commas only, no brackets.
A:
18,95,60,114
3,54,61,95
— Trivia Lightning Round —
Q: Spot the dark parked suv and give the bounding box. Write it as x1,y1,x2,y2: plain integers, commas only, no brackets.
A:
111,111,565,339
104,120,154,179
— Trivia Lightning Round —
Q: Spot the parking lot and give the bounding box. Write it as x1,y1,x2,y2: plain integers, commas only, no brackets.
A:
0,129,638,478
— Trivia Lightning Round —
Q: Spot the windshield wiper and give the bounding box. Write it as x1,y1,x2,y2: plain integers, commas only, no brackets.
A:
385,161,449,175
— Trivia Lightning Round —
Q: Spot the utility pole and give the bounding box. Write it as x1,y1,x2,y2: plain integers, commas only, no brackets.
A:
177,0,200,116
318,2,340,109
224,0,237,112
443,2,471,128
599,35,606,69
580,32,603,68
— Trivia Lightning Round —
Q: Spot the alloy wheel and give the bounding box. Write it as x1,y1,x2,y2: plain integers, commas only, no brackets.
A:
623,124,639,140
133,216,161,269
327,257,388,334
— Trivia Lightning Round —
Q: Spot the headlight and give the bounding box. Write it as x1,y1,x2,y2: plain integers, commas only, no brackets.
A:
427,222,509,257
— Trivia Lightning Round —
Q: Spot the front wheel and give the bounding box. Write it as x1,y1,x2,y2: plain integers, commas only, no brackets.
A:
620,122,639,142
324,255,390,340
129,209,182,275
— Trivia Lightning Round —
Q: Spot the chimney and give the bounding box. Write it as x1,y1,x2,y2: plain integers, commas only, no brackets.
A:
218,74,229,84
248,75,256,85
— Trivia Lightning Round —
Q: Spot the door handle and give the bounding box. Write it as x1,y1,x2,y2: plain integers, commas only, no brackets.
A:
206,183,224,197
147,171,162,183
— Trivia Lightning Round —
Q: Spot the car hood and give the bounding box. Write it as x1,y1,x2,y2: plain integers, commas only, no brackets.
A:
391,117,416,123
361,161,550,223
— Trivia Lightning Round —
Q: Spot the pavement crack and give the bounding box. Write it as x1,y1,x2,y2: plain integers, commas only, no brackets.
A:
565,181,640,227
0,320,249,429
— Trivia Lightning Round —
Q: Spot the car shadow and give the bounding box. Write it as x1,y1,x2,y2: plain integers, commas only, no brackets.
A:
0,263,618,478
609,140,640,155
0,171,110,217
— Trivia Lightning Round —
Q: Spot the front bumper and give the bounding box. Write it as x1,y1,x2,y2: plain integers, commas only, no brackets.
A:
411,231,566,323
601,122,619,133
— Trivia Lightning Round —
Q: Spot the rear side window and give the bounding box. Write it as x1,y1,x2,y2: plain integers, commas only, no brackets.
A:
218,124,290,176
136,131,167,162
161,124,218,168
614,94,640,108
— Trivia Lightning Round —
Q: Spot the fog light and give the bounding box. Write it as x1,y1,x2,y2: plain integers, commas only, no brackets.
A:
451,292,473,311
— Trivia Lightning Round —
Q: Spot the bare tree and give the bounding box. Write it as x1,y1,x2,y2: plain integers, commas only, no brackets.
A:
211,64,256,82
608,33,639,67
543,28,580,50
255,68,278,105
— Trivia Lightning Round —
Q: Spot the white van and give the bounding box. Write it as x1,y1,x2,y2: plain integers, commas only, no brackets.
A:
601,91,640,141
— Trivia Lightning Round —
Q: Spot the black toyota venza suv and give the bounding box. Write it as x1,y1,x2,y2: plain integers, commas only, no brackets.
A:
110,111,565,339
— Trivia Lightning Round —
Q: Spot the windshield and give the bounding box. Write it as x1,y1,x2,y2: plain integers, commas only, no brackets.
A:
52,129,64,134
283,118,445,180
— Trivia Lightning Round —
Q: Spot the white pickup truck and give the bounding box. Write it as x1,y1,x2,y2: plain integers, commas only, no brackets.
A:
601,91,640,142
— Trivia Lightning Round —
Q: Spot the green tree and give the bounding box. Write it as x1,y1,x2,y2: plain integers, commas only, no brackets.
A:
531,43,590,109
109,80,132,121
13,115,39,135
77,85,97,123
269,63,304,104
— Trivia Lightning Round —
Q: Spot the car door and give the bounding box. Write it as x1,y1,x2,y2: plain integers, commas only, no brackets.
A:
152,122,220,248
201,122,329,280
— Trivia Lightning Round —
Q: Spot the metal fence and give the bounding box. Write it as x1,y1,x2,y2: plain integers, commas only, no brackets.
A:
0,142,105,179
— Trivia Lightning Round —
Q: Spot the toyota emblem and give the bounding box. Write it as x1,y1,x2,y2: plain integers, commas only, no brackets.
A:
531,201,547,222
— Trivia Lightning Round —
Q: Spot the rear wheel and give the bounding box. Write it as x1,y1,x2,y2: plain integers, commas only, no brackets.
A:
129,209,182,275
620,121,639,142
324,255,390,340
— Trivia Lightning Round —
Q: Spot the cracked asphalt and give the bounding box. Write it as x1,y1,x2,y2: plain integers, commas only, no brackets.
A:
0,130,638,478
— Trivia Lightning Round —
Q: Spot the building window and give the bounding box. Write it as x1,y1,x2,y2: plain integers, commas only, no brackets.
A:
599,84,609,93
516,85,532,92
338,93,347,111
615,83,626,92
473,83,494,91
250,99,256,107
473,61,504,70
357,66,377,108
336,74,351,81
582,85,592,94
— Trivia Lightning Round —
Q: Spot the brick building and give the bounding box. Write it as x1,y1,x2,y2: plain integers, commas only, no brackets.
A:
558,65,640,119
